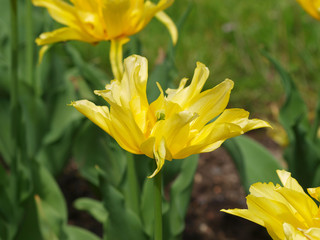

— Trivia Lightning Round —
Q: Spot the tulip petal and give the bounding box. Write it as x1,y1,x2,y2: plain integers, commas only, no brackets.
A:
221,208,265,226
71,100,110,134
144,137,170,178
32,0,80,29
276,187,319,226
303,227,320,240
296,0,320,20
107,104,146,154
155,10,178,45
174,122,242,159
214,108,271,131
188,79,234,129
38,45,50,64
307,187,320,202
166,62,209,108
277,170,305,194
283,223,309,240
36,27,96,45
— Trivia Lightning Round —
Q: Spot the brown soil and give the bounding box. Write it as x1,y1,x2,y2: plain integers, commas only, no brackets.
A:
59,129,280,240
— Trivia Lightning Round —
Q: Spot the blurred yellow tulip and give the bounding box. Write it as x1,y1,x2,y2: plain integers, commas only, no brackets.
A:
222,170,320,240
72,55,270,177
33,0,177,79
296,0,320,20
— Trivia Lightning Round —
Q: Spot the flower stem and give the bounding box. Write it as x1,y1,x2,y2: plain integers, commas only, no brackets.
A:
26,0,34,88
10,0,18,105
126,152,140,216
154,169,162,240
10,0,21,155
109,38,129,80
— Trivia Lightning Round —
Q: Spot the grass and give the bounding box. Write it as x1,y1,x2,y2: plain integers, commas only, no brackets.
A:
139,0,320,118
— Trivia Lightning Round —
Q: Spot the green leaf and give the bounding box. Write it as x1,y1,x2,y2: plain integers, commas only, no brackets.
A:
65,225,101,240
74,198,107,224
311,93,320,142
262,52,320,188
65,44,110,90
98,169,147,240
43,69,81,145
0,99,14,165
163,155,199,240
73,121,126,187
283,122,320,188
14,197,43,240
223,135,282,192
262,51,308,141
140,178,154,238
33,164,68,239
36,127,75,176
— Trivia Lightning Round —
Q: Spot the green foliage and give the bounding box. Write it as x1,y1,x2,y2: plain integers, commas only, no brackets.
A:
225,52,320,192
224,135,282,191
263,53,320,189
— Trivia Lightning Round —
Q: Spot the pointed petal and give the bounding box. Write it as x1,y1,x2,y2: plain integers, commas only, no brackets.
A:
307,187,320,202
221,208,265,227
174,122,242,159
277,170,305,193
155,10,178,45
245,195,288,239
283,223,309,240
143,0,174,25
32,0,80,29
166,62,209,108
214,108,271,131
276,187,319,226
303,228,320,240
107,104,146,154
188,79,234,129
35,27,96,45
71,100,110,134
296,0,320,20
147,138,168,178
38,45,50,64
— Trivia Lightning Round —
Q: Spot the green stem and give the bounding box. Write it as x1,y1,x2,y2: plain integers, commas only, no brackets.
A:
26,0,34,88
10,0,20,150
10,0,20,203
109,38,129,80
154,170,162,240
312,92,320,142
126,152,140,216
10,0,18,104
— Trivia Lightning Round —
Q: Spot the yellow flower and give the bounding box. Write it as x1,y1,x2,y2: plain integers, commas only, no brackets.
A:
32,0,177,79
71,55,270,178
222,170,320,240
296,0,320,20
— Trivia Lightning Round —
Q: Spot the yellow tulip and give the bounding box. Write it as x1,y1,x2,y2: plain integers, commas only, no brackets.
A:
222,170,320,240
32,0,178,79
71,55,270,177
296,0,320,20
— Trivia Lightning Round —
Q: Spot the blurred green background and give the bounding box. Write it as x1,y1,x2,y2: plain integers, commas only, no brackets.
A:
3,0,320,118
143,0,320,117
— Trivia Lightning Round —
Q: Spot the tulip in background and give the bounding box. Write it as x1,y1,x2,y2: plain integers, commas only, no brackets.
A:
32,0,178,80
222,170,320,240
296,0,320,20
